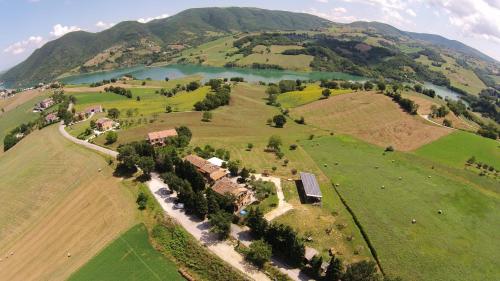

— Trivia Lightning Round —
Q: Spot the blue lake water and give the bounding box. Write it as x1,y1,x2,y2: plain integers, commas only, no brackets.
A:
61,64,365,85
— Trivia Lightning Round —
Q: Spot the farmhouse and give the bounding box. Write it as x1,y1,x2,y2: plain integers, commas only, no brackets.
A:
39,98,54,109
44,113,59,123
211,178,252,211
147,129,178,146
304,246,319,263
96,118,115,131
184,154,227,183
299,172,322,203
85,105,103,114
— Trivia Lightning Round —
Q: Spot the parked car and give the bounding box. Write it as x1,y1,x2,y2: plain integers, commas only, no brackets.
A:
174,203,184,209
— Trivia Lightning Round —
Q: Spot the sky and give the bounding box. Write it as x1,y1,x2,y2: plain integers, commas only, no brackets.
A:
0,0,499,71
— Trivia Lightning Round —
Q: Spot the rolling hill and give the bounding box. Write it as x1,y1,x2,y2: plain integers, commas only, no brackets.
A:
1,7,498,92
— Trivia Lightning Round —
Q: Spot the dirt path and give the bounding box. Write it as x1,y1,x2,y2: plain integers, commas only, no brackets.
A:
58,122,118,158
147,174,271,281
419,114,456,130
253,174,294,221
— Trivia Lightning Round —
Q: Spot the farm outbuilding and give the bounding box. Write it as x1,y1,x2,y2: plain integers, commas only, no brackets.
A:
299,172,322,203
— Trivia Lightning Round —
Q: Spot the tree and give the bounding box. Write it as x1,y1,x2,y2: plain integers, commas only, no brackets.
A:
105,131,118,144
186,81,201,91
246,208,268,238
376,81,386,92
138,156,155,177
246,240,272,268
414,84,423,93
322,88,331,98
227,160,240,177
240,167,250,180
278,80,296,93
343,261,380,281
267,135,282,151
309,255,323,279
193,191,208,219
272,114,287,128
209,211,232,240
466,156,476,165
136,192,148,210
364,81,374,91
325,255,344,281
247,143,254,151
165,105,172,113
90,119,96,129
165,77,169,81
136,96,141,101
202,111,213,122
443,119,452,127
107,108,120,119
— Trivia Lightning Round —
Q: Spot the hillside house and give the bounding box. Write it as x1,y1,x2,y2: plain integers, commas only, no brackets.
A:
85,105,103,114
96,118,115,131
211,178,252,211
147,129,178,146
45,113,59,123
207,157,225,167
299,172,322,203
39,98,54,109
184,154,228,183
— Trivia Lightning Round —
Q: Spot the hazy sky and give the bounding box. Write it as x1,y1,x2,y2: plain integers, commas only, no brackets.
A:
1,0,499,70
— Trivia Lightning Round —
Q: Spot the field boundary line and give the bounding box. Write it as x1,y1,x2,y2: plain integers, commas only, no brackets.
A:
331,182,385,276
118,235,163,281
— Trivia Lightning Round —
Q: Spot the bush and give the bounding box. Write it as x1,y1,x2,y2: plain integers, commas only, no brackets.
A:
385,146,395,152
443,119,452,127
245,240,272,268
105,131,118,144
136,192,148,210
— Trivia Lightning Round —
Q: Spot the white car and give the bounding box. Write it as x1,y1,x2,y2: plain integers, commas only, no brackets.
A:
174,203,184,209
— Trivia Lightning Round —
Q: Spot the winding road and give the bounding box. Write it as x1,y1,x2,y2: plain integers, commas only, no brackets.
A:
59,123,118,158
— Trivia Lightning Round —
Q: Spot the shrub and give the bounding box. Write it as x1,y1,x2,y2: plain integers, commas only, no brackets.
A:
245,240,272,268
385,146,394,152
136,192,148,210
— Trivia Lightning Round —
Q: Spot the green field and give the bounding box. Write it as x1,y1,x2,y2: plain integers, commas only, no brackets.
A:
238,53,313,71
69,224,183,281
415,131,499,168
277,84,352,108
0,94,47,152
178,36,243,66
416,55,486,95
302,134,500,281
73,86,210,115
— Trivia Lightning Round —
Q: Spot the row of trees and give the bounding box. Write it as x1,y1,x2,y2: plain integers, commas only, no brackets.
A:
90,78,117,87
386,92,419,115
104,86,132,98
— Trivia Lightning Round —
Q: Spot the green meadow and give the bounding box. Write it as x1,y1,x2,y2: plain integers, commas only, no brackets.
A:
69,224,183,281
415,131,499,168
302,135,500,281
277,84,352,108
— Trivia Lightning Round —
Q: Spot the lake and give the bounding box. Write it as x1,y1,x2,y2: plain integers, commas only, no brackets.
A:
61,64,365,85
423,82,466,103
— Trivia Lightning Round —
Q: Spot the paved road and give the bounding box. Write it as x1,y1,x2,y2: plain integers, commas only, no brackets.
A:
58,123,118,158
147,174,271,281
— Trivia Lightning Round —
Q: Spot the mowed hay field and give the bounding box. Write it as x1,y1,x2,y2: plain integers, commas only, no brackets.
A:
302,135,500,281
238,53,313,71
72,86,209,115
0,89,45,116
277,84,352,108
291,92,452,151
0,125,136,281
69,224,183,281
415,130,500,169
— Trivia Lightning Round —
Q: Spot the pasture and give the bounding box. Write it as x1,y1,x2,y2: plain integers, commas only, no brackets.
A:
69,224,183,281
0,125,136,281
238,53,313,71
277,84,352,108
178,35,243,66
0,89,45,116
302,134,500,281
291,91,451,151
415,130,499,169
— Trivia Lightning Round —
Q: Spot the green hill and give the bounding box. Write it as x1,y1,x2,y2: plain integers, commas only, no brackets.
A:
0,7,330,87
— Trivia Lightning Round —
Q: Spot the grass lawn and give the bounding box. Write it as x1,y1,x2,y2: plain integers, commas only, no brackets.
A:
416,55,486,95
247,180,279,214
302,134,500,281
415,130,499,168
69,224,183,281
277,84,352,108
72,86,210,115
65,113,106,138
0,125,136,281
